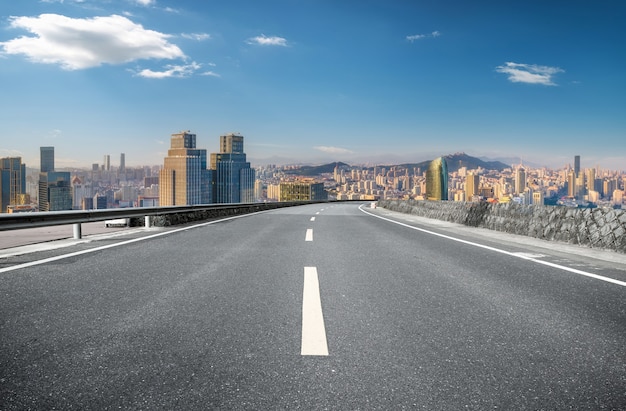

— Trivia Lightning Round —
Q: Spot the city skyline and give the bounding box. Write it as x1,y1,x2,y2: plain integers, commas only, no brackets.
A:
1,1,625,170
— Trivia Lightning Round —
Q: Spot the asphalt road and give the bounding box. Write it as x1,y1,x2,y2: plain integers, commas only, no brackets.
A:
1,203,625,409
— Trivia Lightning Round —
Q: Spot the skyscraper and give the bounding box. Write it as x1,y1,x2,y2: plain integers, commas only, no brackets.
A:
210,133,255,203
38,171,72,211
574,155,581,177
40,146,54,173
120,153,125,174
425,156,448,201
159,131,211,206
0,157,26,213
465,172,479,201
104,154,110,171
515,167,526,195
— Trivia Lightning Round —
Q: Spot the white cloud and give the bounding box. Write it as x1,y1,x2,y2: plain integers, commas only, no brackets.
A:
246,34,288,46
496,62,564,86
314,146,354,154
135,61,200,78
406,31,440,42
200,71,220,77
1,14,184,70
180,33,211,41
135,0,155,6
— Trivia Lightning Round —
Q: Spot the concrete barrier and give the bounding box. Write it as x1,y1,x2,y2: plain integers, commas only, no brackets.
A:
378,199,626,253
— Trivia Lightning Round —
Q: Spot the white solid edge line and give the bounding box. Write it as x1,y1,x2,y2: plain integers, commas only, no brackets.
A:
359,205,626,287
305,228,313,241
301,267,329,356
0,212,266,274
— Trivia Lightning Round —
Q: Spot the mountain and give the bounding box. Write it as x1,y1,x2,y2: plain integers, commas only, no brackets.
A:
281,153,509,176
283,162,351,176
392,152,510,173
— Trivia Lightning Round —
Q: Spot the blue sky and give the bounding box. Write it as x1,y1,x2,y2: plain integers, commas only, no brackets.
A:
1,0,625,170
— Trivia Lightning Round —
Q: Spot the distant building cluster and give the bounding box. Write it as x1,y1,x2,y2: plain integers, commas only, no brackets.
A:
256,154,625,210
1,143,624,214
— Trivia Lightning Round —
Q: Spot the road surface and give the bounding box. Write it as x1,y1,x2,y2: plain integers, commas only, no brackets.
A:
1,203,625,409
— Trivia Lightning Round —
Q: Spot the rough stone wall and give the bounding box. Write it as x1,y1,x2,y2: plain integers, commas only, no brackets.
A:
378,199,626,253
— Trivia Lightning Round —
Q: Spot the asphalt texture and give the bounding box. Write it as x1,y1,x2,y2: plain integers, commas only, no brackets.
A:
1,203,625,409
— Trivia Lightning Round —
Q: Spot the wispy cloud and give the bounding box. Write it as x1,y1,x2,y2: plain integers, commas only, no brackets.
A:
246,34,288,46
0,149,24,157
135,0,155,6
181,33,211,41
0,14,184,70
496,62,564,86
406,31,440,42
314,146,354,154
200,71,220,77
135,61,201,78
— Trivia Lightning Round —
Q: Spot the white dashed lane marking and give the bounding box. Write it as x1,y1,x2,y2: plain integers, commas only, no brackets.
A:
301,267,328,356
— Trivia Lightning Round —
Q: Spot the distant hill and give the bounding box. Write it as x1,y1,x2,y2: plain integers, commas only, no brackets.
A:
282,154,509,177
393,153,510,173
283,162,351,176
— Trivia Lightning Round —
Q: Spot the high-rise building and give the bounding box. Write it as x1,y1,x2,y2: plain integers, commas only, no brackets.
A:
586,168,596,193
574,155,581,177
279,180,327,201
40,147,54,173
72,176,93,210
567,170,577,198
210,133,255,203
425,156,448,201
159,131,211,206
465,172,479,201
0,157,27,213
515,167,526,195
38,171,72,211
120,153,126,174
103,154,110,171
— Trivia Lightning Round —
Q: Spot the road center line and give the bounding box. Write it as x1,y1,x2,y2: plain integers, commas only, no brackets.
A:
315,212,320,215
301,267,329,356
305,229,313,241
310,217,316,222
359,205,626,287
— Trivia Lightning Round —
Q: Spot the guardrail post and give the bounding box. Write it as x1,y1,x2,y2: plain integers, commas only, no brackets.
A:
145,215,151,228
73,223,82,239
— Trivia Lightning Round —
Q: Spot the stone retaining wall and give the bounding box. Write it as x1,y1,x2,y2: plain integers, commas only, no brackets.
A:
378,199,626,253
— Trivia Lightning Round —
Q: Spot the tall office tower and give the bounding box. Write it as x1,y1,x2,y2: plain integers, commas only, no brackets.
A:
159,131,211,206
0,157,26,213
574,155,581,177
254,179,263,200
38,171,72,211
72,176,93,210
40,146,54,173
104,154,110,171
567,170,578,197
120,153,126,173
465,172,479,201
586,168,596,193
425,156,448,201
603,179,617,199
210,133,255,203
515,167,526,195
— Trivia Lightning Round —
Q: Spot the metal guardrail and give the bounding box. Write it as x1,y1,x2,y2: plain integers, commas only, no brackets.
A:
0,201,332,239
